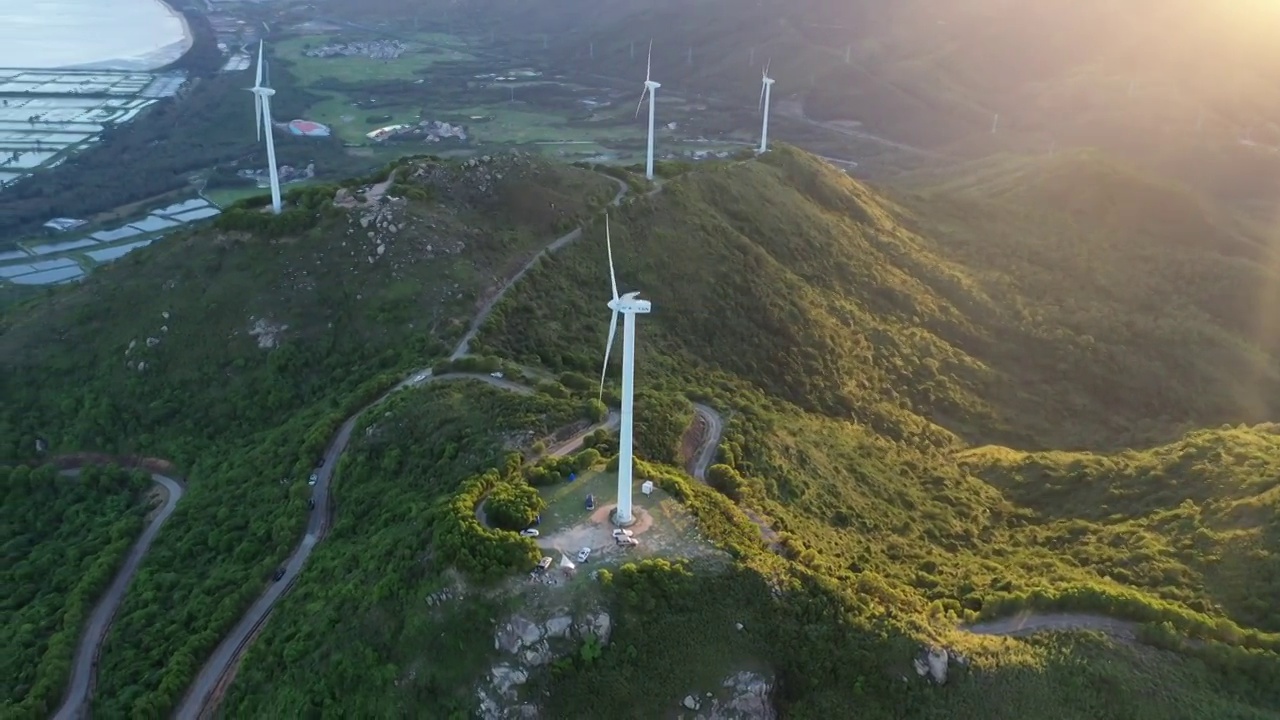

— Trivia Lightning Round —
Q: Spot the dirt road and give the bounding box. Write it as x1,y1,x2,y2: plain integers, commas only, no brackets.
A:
964,612,1142,640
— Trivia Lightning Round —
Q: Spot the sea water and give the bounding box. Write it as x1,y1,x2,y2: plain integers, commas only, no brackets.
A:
0,0,192,71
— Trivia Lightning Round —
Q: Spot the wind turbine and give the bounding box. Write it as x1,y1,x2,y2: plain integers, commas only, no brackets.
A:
597,214,651,527
248,40,282,214
758,60,775,153
635,40,660,180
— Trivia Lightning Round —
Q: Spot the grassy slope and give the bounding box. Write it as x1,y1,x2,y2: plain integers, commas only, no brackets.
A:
469,146,1280,714
2,466,149,719
0,156,615,716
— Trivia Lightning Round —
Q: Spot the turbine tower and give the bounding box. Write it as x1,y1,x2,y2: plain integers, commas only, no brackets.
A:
248,41,282,214
758,60,775,153
635,40,661,180
597,214,651,526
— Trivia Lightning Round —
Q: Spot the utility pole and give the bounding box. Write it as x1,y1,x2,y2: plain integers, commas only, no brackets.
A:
590,41,594,59
845,44,851,64
749,47,755,66
991,113,999,134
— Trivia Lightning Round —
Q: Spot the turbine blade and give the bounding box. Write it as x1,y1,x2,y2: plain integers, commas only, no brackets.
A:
255,94,262,141
599,309,619,402
635,87,647,119
256,40,264,87
759,81,766,113
764,58,770,77
646,39,652,81
605,214,618,300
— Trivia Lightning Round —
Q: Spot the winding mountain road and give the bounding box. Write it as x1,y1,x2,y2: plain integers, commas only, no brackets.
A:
51,471,185,720
47,162,1185,719
177,171,638,718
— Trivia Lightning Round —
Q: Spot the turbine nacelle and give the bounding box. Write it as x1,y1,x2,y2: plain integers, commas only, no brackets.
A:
762,77,775,86
644,80,661,91
249,86,275,97
608,292,652,314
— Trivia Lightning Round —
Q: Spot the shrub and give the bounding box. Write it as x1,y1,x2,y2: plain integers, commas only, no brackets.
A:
485,480,545,530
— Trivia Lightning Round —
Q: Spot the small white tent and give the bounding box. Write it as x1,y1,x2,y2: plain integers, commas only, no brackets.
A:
641,480,655,496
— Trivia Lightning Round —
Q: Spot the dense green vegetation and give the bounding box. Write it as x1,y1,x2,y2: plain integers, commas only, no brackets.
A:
0,155,614,716
220,381,582,716
4,142,1280,718
2,464,150,720
469,145,1280,713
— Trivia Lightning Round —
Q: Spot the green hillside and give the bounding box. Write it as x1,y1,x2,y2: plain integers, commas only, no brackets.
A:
477,147,1280,448
0,154,617,717
3,146,1280,718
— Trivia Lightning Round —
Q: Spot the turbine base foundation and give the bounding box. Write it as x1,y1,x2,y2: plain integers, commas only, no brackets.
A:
609,507,638,528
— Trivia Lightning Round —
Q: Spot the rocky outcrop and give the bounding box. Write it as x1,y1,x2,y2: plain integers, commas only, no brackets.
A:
677,671,777,720
912,645,967,685
477,608,613,720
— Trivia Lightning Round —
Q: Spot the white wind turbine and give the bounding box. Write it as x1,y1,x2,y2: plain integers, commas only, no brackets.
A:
758,60,775,153
635,40,661,180
248,40,282,214
597,214,651,526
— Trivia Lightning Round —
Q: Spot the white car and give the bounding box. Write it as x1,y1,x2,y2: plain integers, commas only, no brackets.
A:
520,529,540,537
611,529,633,538
537,556,553,571
576,547,591,563
412,372,428,383
490,371,504,379
308,473,318,486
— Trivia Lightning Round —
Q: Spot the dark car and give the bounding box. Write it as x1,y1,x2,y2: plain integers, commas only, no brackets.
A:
308,498,316,510
273,567,286,581
317,457,325,468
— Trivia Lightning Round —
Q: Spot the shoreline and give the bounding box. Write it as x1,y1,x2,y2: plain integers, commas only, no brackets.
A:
6,0,195,74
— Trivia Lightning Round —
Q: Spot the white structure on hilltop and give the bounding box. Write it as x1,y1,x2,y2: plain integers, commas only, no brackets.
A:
597,214,652,526
248,41,282,214
758,60,775,154
635,40,661,180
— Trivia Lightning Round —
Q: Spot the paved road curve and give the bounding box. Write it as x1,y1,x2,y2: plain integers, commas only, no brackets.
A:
52,472,186,720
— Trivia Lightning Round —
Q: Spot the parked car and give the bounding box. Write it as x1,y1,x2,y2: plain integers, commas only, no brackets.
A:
616,536,639,547
308,473,318,486
576,547,592,563
273,567,286,581
611,529,634,538
585,494,595,510
490,371,504,379
537,556,553,571
520,528,540,537
308,498,316,510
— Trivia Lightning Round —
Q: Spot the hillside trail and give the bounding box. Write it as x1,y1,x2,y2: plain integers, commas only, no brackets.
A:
50,468,185,720
685,404,783,551
451,175,630,360
180,170,643,719
963,612,1143,640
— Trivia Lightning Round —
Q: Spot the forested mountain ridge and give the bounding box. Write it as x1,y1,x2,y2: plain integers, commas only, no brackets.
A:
0,154,618,717
479,147,1280,450
3,146,1280,718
